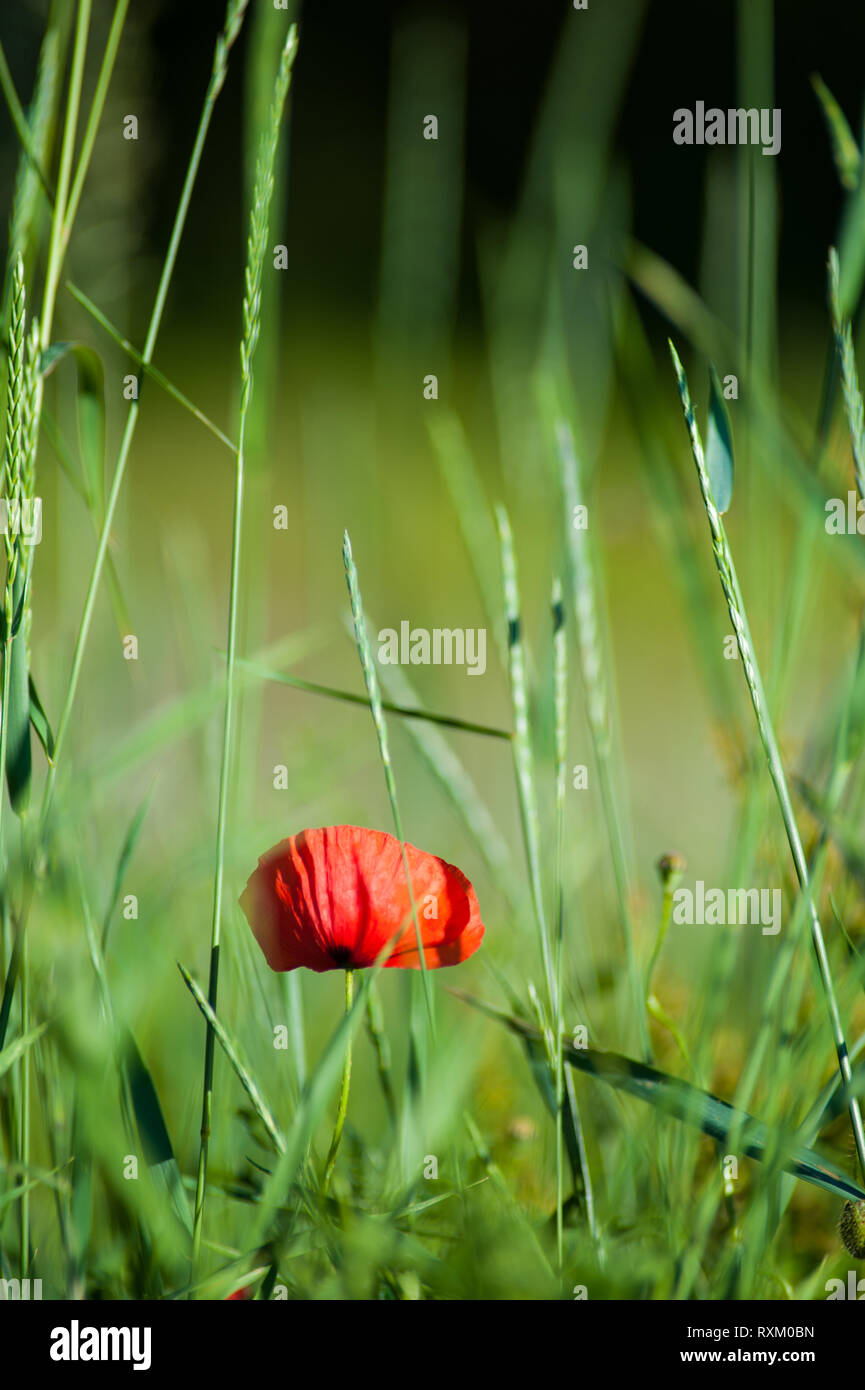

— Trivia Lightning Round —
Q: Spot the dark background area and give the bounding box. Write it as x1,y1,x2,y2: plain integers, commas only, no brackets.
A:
2,0,864,332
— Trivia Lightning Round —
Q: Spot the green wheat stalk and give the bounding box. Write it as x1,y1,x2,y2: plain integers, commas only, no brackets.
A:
669,339,865,1185
1,257,26,1275
191,19,299,1277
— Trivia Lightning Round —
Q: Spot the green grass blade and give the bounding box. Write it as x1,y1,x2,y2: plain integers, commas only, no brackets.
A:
556,420,648,1056
101,792,151,954
66,280,237,455
453,990,865,1204
236,655,510,740
812,74,861,192
829,247,865,501
495,504,555,1010
342,530,433,1032
0,1021,48,1081
706,364,735,515
123,1028,193,1238
179,963,287,1157
191,16,298,1278
669,338,865,1184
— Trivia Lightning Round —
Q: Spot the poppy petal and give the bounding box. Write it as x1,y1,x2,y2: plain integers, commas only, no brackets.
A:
239,825,484,974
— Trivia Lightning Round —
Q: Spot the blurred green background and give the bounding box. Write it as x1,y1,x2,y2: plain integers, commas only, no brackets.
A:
2,0,865,1297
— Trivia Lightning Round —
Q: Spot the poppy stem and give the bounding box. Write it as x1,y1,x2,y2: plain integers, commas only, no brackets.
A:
322,969,354,1194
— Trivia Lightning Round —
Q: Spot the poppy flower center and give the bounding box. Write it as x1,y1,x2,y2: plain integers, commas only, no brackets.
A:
329,945,354,967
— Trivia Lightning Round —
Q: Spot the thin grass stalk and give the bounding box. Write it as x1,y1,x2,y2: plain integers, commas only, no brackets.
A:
342,531,434,1030
39,0,90,345
556,421,649,1058
495,504,555,1012
42,0,252,819
6,25,61,285
60,0,131,251
552,580,566,1267
696,328,839,1070
321,970,354,1194
551,580,599,1264
669,339,865,1185
67,281,238,453
0,40,54,207
342,531,435,1189
365,984,397,1127
239,657,510,739
191,20,298,1277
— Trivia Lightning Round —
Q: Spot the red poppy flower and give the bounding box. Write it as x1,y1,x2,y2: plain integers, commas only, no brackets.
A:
239,825,484,973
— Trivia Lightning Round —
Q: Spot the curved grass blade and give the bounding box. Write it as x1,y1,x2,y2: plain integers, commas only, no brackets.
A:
178,963,287,1157
236,656,511,740
101,791,151,953
39,341,104,515
66,280,237,455
0,1020,47,1080
28,672,54,763
812,75,861,192
123,1028,192,1238
452,989,865,1204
